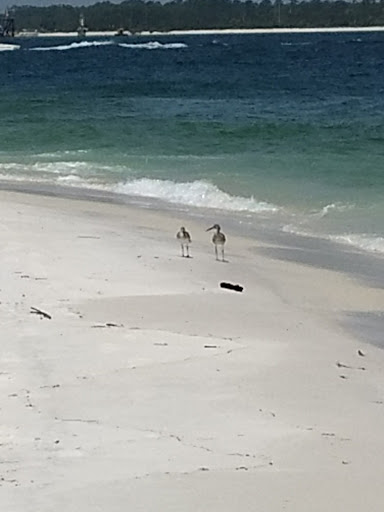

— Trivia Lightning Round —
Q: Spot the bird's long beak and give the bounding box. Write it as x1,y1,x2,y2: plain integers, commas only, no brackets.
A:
206,226,214,232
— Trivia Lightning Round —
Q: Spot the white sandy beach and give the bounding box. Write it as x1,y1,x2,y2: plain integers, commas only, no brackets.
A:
1,189,383,511
14,25,384,38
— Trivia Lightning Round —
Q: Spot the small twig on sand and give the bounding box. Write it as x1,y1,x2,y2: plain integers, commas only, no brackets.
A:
30,307,52,320
91,323,122,328
336,361,365,371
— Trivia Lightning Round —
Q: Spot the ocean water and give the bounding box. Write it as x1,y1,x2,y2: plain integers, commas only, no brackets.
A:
0,32,383,254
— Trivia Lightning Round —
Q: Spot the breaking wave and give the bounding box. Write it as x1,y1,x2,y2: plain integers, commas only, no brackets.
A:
113,178,278,212
0,43,20,51
30,40,113,51
28,40,186,52
0,163,278,213
118,41,187,50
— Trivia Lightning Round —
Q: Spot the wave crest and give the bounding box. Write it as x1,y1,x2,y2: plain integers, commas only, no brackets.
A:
30,40,113,51
118,41,187,50
114,178,278,213
0,43,20,51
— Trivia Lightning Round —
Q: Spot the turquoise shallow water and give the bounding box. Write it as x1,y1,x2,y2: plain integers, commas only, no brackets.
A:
0,33,383,253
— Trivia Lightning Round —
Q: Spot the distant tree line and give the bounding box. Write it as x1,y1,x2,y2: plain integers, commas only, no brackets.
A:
11,0,384,33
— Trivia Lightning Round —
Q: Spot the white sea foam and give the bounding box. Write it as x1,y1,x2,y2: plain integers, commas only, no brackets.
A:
118,41,187,50
57,175,85,184
283,224,384,255
0,43,20,51
313,202,354,218
0,161,116,180
282,224,312,237
0,163,278,214
329,234,384,254
30,40,113,51
114,178,278,213
33,149,89,158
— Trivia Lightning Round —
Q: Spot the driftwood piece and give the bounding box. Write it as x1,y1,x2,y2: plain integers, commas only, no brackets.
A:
30,307,52,320
220,282,244,292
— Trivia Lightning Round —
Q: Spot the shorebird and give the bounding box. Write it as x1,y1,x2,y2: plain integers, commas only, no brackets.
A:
206,224,226,261
176,226,191,258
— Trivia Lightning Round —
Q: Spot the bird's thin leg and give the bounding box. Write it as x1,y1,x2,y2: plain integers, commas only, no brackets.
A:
181,245,184,257
221,247,225,262
186,245,190,258
215,245,218,260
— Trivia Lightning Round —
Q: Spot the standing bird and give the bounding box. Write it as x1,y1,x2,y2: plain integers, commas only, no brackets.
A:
206,224,226,261
176,226,192,258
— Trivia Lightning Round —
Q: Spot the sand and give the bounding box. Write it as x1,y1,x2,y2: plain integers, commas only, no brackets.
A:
0,188,383,511
15,26,384,38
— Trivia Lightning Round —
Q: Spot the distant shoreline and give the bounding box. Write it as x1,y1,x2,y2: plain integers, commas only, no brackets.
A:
14,25,384,38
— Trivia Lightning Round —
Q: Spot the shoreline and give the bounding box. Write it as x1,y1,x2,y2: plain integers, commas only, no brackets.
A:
1,187,384,510
1,178,383,280
13,25,384,38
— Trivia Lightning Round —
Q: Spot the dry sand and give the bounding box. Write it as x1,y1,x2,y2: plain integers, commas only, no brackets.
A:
0,189,383,511
16,26,384,38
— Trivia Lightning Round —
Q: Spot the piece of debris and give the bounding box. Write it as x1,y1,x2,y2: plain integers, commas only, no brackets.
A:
154,342,168,346
357,350,365,357
220,282,244,292
336,361,365,371
91,323,122,328
204,344,218,349
30,307,52,320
